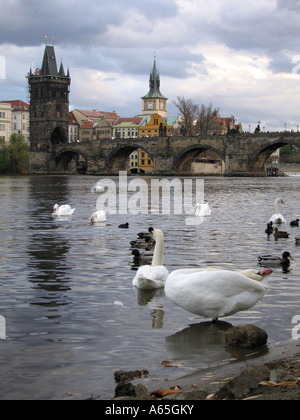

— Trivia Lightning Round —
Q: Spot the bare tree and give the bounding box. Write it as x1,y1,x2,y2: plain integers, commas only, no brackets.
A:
173,96,199,136
198,103,220,135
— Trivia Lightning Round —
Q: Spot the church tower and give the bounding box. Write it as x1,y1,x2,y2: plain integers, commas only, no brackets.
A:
28,42,71,149
142,57,167,118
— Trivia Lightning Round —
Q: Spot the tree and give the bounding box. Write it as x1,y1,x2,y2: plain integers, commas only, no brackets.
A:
198,103,220,135
8,134,30,173
173,96,199,136
0,134,30,174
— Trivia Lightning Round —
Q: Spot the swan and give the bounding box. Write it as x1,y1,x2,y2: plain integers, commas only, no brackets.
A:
258,251,293,266
132,229,169,289
89,210,106,224
91,182,105,193
165,268,272,322
269,198,286,224
52,204,75,217
195,203,211,217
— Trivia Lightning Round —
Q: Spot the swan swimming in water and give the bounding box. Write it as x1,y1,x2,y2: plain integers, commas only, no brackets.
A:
165,268,272,322
195,203,211,217
132,229,169,289
52,204,75,217
89,210,106,224
269,198,286,224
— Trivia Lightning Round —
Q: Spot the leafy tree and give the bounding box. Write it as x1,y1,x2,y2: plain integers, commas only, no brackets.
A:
0,134,30,174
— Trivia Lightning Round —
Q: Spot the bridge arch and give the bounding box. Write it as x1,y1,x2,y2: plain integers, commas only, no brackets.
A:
173,145,226,174
55,149,88,174
248,137,300,175
106,144,154,174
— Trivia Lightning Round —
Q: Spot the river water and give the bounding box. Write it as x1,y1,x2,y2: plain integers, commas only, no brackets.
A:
0,174,299,400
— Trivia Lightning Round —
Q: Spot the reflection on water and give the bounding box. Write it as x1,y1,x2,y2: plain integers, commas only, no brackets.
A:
0,175,299,399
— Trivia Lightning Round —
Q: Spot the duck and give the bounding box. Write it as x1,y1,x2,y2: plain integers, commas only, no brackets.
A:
290,219,299,227
137,227,154,239
131,249,154,263
130,236,154,250
258,251,293,266
195,203,211,217
119,223,129,229
89,210,106,224
273,227,289,239
132,229,169,289
52,204,75,217
165,268,273,322
265,222,274,234
269,198,286,224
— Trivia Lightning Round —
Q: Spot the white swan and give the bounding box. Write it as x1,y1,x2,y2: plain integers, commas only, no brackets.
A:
269,198,286,224
52,204,75,217
165,268,272,322
132,229,169,289
89,210,106,224
195,203,211,216
91,182,105,193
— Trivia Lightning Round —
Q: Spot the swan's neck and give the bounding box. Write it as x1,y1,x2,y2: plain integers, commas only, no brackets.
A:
275,199,280,214
152,234,164,267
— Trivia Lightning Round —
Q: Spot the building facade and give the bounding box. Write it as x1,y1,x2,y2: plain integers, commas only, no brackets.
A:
2,100,30,143
0,103,12,143
27,44,71,149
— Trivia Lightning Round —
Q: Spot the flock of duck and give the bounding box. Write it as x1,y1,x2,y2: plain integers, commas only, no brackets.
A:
51,197,297,323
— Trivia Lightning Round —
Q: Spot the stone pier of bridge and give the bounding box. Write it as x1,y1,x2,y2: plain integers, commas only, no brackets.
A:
29,133,300,177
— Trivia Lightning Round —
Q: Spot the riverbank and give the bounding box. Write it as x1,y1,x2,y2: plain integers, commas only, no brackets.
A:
112,339,300,400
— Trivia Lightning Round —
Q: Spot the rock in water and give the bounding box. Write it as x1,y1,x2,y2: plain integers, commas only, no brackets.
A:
225,324,268,349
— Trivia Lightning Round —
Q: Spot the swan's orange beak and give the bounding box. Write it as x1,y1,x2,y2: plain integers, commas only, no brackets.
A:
259,269,273,276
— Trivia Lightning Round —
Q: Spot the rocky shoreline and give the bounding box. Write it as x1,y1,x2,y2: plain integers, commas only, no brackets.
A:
111,339,300,401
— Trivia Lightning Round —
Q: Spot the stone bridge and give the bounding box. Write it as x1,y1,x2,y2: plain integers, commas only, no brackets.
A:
30,132,300,176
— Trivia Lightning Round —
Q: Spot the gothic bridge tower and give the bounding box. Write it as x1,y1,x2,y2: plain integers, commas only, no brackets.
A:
28,43,70,149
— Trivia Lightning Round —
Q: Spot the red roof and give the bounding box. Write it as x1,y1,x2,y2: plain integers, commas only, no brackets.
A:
81,121,94,128
114,117,144,126
0,100,29,111
76,109,119,121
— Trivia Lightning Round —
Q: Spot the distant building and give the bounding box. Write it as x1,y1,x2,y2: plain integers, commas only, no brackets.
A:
0,100,30,143
72,109,119,127
141,57,168,118
0,102,12,143
68,111,79,143
139,113,175,138
27,44,70,149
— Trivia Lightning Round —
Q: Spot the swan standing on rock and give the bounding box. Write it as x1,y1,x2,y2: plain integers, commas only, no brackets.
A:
269,198,286,224
132,229,169,289
52,204,75,217
89,210,106,224
195,203,211,216
165,268,272,322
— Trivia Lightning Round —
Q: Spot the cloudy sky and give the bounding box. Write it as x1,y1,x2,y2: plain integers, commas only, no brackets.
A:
1,0,300,131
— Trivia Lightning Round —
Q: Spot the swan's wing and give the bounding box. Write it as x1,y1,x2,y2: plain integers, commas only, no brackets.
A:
133,265,169,289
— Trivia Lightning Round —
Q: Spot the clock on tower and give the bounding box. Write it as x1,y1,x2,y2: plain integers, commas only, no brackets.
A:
141,57,167,117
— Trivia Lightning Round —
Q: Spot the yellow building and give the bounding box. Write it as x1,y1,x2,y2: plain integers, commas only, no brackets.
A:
138,149,154,173
139,113,174,138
